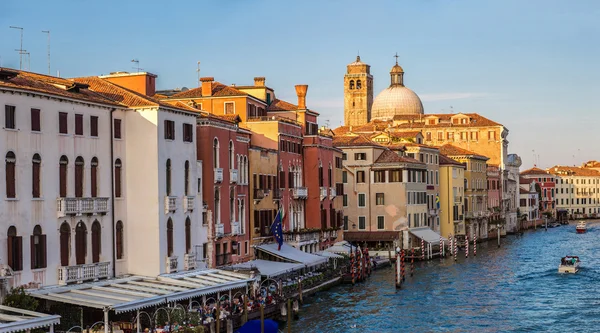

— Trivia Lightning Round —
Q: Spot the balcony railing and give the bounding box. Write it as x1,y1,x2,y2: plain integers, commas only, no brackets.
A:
230,169,239,183
292,187,308,199
184,253,196,271
166,256,178,274
57,262,110,285
283,231,320,243
57,197,109,218
215,253,232,267
253,189,265,200
216,224,224,237
272,188,282,200
231,221,241,235
320,187,328,201
329,187,336,200
165,196,177,214
183,196,195,211
214,168,223,183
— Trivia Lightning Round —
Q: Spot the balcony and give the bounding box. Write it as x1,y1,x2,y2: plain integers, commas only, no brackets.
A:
272,188,282,200
57,262,110,285
164,196,177,214
230,169,239,183
183,196,195,211
253,189,265,201
429,209,438,216
57,197,109,218
292,187,308,199
214,168,223,183
166,256,178,274
329,187,337,200
215,253,232,267
320,187,328,201
216,223,224,237
231,221,241,235
184,253,196,270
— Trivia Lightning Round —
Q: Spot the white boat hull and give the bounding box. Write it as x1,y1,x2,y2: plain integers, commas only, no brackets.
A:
559,263,580,273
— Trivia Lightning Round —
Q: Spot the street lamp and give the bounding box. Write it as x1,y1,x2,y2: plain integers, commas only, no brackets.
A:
497,223,501,248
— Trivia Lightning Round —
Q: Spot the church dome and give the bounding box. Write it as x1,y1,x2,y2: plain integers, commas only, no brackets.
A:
371,61,423,120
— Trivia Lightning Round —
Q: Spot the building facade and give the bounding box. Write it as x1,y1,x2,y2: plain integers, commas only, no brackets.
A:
343,56,373,127
548,165,600,219
520,167,555,215
439,155,466,239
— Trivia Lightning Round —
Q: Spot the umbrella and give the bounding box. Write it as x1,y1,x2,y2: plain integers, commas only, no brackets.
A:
236,319,279,333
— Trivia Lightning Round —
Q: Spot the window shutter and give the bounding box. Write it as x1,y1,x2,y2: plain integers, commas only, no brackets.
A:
75,164,83,197
31,108,41,131
115,166,121,198
32,162,40,198
30,235,35,269
6,161,16,198
16,236,23,271
40,234,47,268
7,236,13,269
91,165,97,197
59,164,67,197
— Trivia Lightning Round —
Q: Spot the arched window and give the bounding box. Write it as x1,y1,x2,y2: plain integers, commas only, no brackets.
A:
229,187,235,223
90,157,98,197
116,221,124,260
5,152,16,198
213,138,219,169
114,159,122,198
184,160,190,196
167,218,174,257
243,156,248,184
318,162,323,187
214,188,220,224
349,80,355,90
91,220,101,263
31,225,47,269
32,154,41,198
75,221,87,265
60,222,70,266
59,156,68,197
166,159,172,196
185,217,191,254
75,156,84,197
356,80,362,89
229,141,234,170
240,199,245,233
7,226,22,271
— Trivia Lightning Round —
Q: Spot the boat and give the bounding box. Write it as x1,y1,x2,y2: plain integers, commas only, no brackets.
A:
576,221,587,234
558,256,580,273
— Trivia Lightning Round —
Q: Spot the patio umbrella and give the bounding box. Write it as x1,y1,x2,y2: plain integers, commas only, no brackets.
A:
236,319,279,333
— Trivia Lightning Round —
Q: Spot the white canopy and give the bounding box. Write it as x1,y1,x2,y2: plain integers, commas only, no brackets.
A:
0,305,60,333
409,227,447,243
30,269,253,314
230,260,304,278
316,251,344,259
325,241,353,255
256,243,327,267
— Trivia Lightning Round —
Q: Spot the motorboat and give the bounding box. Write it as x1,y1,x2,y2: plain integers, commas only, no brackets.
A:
576,221,587,234
558,256,580,273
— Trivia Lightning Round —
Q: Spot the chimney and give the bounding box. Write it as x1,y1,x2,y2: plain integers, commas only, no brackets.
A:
102,72,157,96
254,77,265,87
200,77,214,97
295,84,308,109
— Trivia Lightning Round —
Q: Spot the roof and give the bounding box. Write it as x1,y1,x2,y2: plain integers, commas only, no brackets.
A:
30,269,252,314
438,144,489,160
344,231,399,242
266,98,297,111
229,259,304,279
256,243,327,267
409,227,447,243
519,188,530,194
439,154,465,167
392,113,502,127
315,251,344,259
582,160,600,168
389,131,422,139
0,68,120,107
332,134,381,148
0,305,60,333
547,166,600,177
374,149,422,165
169,82,248,99
324,241,353,255
520,167,549,176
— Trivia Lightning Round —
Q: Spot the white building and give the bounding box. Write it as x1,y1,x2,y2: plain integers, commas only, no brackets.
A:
519,180,540,225
549,165,600,218
504,154,521,233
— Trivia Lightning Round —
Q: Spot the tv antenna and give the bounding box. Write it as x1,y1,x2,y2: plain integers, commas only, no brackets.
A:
131,59,142,72
9,26,24,70
197,61,201,87
23,51,30,71
42,30,50,75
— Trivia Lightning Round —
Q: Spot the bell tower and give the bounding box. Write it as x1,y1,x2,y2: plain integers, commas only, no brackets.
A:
344,56,373,127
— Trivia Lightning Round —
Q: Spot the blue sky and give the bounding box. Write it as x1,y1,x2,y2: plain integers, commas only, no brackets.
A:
1,0,598,169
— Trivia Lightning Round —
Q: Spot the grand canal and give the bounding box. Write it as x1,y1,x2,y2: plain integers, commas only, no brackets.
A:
291,222,600,332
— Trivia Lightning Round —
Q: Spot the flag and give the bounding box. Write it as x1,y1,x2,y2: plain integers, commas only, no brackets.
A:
270,210,284,250
435,194,440,209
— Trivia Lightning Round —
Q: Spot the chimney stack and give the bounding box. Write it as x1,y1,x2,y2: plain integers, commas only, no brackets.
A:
200,77,214,97
295,84,308,109
254,77,265,87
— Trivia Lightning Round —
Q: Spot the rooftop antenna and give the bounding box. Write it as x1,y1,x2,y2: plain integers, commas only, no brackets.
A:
23,51,30,71
197,61,201,87
9,26,24,70
325,119,330,129
42,30,50,75
131,59,142,73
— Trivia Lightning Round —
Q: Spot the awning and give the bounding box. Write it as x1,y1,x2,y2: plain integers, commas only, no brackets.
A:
29,269,253,314
409,227,446,243
230,260,304,278
256,243,327,267
325,241,353,255
316,251,344,259
0,305,60,333
344,231,399,242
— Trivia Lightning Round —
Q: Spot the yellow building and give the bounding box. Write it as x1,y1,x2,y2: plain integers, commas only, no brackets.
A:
248,147,278,247
439,155,466,239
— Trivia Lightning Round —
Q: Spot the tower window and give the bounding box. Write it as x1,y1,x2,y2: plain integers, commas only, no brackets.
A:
349,80,354,90
356,80,362,89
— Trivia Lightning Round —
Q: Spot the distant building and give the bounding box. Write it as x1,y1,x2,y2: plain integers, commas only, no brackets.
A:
547,165,600,219
520,167,555,214
519,178,541,228
438,155,466,239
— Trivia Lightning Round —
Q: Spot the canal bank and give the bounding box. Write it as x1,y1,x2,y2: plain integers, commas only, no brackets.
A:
291,221,600,332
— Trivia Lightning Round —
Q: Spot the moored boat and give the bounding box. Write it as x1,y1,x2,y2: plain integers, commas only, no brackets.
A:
576,221,587,234
558,256,580,273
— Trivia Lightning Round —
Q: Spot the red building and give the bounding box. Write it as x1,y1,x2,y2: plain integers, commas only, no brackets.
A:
520,167,556,214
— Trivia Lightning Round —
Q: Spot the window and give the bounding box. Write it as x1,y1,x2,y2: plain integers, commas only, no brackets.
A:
328,166,332,187
184,160,190,196
32,154,41,198
91,220,101,263
59,112,68,134
59,156,68,197
167,218,174,257
343,194,348,207
356,80,362,89
377,216,385,230
389,170,402,182
374,170,386,183
224,102,234,114
31,225,47,269
183,123,193,142
335,157,343,169
5,105,16,129
357,171,365,183
59,222,70,266
213,138,219,168
355,153,366,160
185,217,191,254
358,216,366,230
5,151,16,198
75,221,87,265
343,216,348,230
426,132,431,141
75,114,83,135
114,159,122,198
166,159,172,196
31,108,41,131
75,156,84,198
229,141,234,170
349,80,355,90
113,119,122,139
164,120,175,140
318,164,324,186
90,116,98,137
342,171,347,183
116,221,124,259
342,153,347,161
376,193,385,205
7,226,22,271
437,131,443,141
90,157,98,197
470,131,478,141
358,193,366,207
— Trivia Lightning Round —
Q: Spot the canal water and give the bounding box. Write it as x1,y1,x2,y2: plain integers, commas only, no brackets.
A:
291,222,600,333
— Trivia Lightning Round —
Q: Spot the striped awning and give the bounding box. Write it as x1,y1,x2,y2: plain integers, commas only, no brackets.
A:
0,305,60,333
29,269,253,314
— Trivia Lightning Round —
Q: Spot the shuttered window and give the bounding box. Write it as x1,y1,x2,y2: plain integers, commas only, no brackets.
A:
59,156,68,197
114,159,122,198
7,226,22,271
167,219,174,257
116,221,124,260
31,108,41,131
90,116,98,137
75,157,84,197
59,112,68,134
32,154,41,198
5,105,16,129
75,114,84,135
113,119,122,139
91,157,98,197
75,222,87,265
60,223,70,266
91,221,101,263
185,218,191,254
31,225,47,269
5,152,16,198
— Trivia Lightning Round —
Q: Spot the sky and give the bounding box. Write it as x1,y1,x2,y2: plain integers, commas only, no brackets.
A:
1,0,599,169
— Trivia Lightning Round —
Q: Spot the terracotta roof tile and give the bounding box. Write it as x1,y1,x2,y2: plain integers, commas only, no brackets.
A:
547,166,600,177
374,149,422,165
438,144,489,160
392,113,502,127
332,134,380,147
266,98,297,111
582,160,600,168
520,167,549,176
168,82,248,99
519,188,530,194
439,154,465,167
